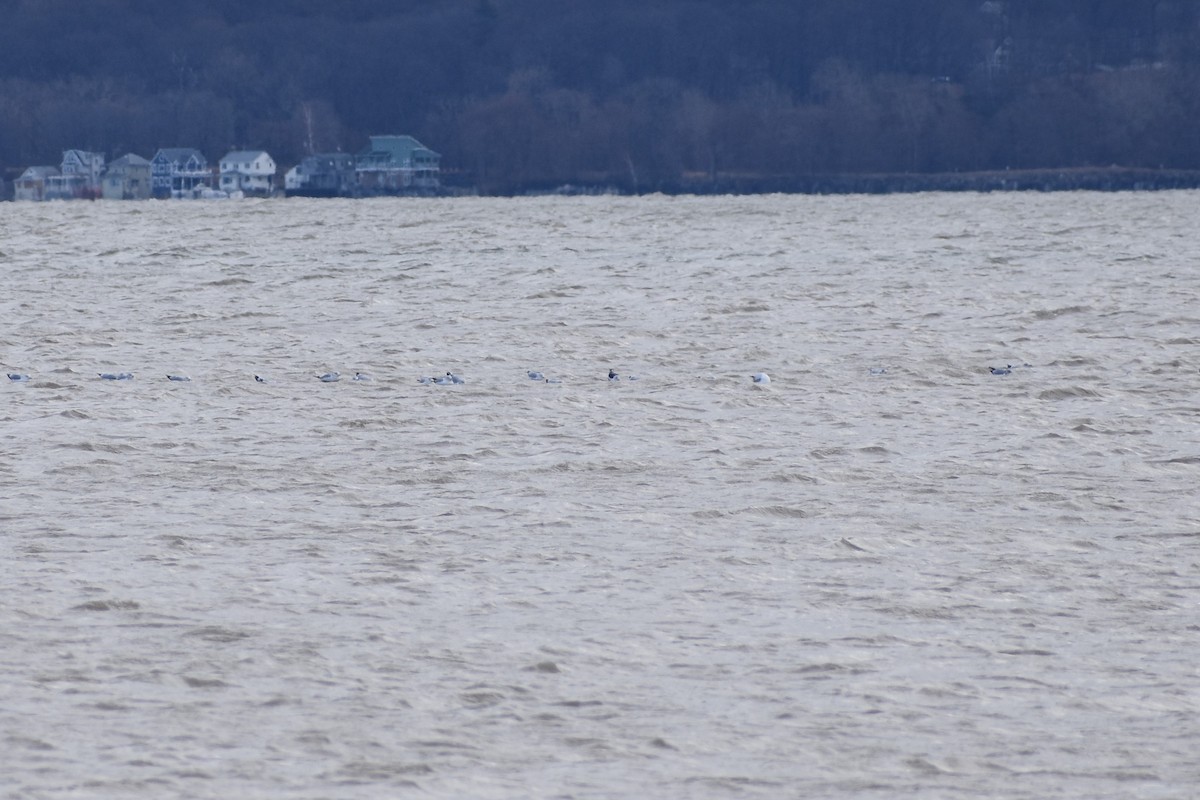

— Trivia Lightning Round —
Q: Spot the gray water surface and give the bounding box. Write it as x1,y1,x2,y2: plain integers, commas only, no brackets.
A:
2,193,1198,799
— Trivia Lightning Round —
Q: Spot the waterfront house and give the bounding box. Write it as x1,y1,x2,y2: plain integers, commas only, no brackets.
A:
218,150,276,196
53,149,105,198
355,135,440,193
14,166,61,201
102,153,152,200
151,148,211,198
284,153,357,197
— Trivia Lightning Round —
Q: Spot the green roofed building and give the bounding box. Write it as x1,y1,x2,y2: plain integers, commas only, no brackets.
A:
355,135,440,194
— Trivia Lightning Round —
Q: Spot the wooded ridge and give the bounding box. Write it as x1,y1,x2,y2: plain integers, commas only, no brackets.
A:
2,0,1198,194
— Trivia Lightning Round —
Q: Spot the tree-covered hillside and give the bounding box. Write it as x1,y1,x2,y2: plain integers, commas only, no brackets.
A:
2,0,1198,192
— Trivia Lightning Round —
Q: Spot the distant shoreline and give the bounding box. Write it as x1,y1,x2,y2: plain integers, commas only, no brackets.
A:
520,167,1200,197
6,166,1200,201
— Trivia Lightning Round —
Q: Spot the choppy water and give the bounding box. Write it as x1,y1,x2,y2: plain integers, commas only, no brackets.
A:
1,193,1198,799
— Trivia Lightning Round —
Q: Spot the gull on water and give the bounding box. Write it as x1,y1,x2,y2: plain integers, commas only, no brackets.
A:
869,367,888,375
608,369,620,381
254,375,267,383
751,372,771,384
989,365,1012,375
417,376,435,384
7,373,30,382
318,372,340,382
352,372,372,381
447,372,465,384
527,371,545,381
166,374,191,382
99,372,134,380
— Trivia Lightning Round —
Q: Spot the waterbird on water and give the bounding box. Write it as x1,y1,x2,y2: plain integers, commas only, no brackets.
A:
751,372,771,384
99,372,134,380
527,371,545,381
989,365,1013,375
352,372,372,381
166,374,191,382
318,372,340,382
255,375,266,383
608,369,619,381
7,373,30,382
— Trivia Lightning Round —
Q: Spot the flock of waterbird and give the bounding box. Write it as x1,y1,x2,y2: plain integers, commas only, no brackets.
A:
4,368,768,385
4,365,1031,385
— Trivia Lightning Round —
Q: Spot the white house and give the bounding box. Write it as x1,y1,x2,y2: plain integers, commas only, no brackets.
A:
219,150,276,197
14,166,60,201
102,153,152,200
57,149,106,198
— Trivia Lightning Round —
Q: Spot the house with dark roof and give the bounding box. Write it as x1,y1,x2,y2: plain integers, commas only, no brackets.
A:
355,135,440,194
284,153,358,197
150,148,211,198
